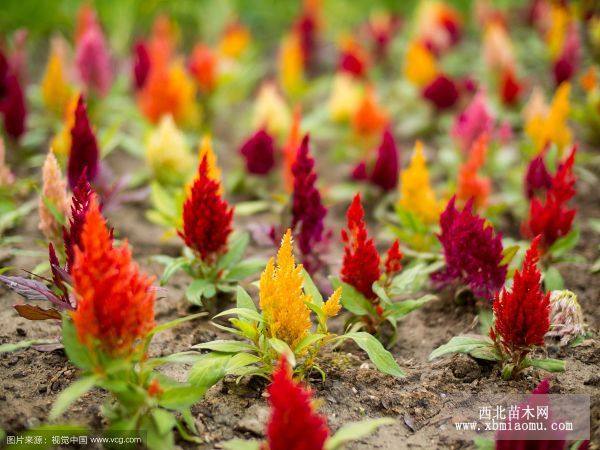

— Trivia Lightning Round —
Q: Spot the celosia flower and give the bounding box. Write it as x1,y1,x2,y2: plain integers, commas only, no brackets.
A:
197,134,222,189
39,151,69,243
451,92,494,153
0,138,14,186
414,1,462,54
278,32,305,97
147,15,175,69
132,40,151,90
145,115,194,186
341,195,381,300
138,61,199,126
368,128,399,191
422,74,459,110
491,236,550,352
433,197,507,300
547,290,585,346
50,93,79,158
0,50,27,140
553,23,581,86
351,86,389,138
384,241,403,276
41,41,72,116
367,11,399,59
252,83,291,138
522,147,577,250
75,3,99,43
482,20,515,71
397,141,442,225
322,289,342,318
218,21,251,59
63,174,93,271
240,128,275,175
403,40,438,88
265,357,329,450
75,22,112,97
525,152,552,199
283,107,302,192
546,3,569,59
179,156,233,263
525,82,572,153
291,135,327,270
456,133,491,209
71,197,155,358
259,230,312,348
338,35,369,78
499,67,522,106
68,95,99,189
293,0,320,67
188,43,218,94
328,72,363,122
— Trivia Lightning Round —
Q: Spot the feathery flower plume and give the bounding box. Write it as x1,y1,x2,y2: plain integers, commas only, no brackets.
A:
482,20,515,72
259,230,312,348
179,156,233,263
338,35,369,78
328,72,363,123
499,67,522,106
547,290,585,346
403,40,438,88
71,197,155,358
265,357,329,450
293,0,320,68
188,43,218,94
63,174,93,271
451,92,494,153
145,115,194,186
352,86,389,138
75,22,112,97
525,152,552,199
50,94,79,158
132,40,151,90
147,15,176,69
291,135,327,271
252,83,291,138
278,32,305,97
522,147,577,250
433,197,507,300
456,133,491,209
384,241,403,276
41,40,72,116
368,128,399,191
491,236,550,353
218,21,251,59
367,11,399,59
553,23,581,86
422,74,459,110
0,50,27,140
283,107,302,192
197,134,222,189
397,141,442,225
240,128,276,175
0,138,14,186
39,151,69,243
414,1,462,54
68,95,99,189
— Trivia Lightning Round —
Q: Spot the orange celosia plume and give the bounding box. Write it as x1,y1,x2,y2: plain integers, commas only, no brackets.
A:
457,133,491,209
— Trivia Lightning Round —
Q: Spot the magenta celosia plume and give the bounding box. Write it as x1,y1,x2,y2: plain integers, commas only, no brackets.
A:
240,128,276,175
422,74,459,110
0,50,27,140
525,152,553,199
369,128,399,191
75,23,112,96
68,96,99,189
433,196,507,300
451,91,494,152
63,173,94,271
132,40,151,90
553,24,581,86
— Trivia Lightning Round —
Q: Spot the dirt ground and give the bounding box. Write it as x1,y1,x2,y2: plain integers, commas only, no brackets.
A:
1,148,598,449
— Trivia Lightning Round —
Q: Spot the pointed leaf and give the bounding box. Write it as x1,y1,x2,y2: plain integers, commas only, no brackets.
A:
338,332,405,378
50,375,99,419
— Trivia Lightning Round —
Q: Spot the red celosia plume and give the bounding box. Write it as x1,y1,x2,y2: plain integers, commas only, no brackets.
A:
369,128,399,191
266,357,329,450
525,151,553,199
239,128,276,175
491,236,550,352
179,156,233,262
63,173,94,271
384,240,403,276
67,95,99,189
132,40,151,90
422,74,459,110
500,67,522,106
0,50,27,140
71,196,155,358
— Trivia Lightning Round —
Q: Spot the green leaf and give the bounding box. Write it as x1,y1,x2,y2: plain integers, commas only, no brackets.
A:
500,245,520,266
192,340,255,353
429,336,493,361
548,229,580,258
325,418,395,450
62,316,92,370
188,353,232,390
338,332,405,378
0,338,55,354
159,257,188,286
469,346,501,361
389,262,443,296
226,352,261,371
236,286,257,311
331,278,374,316
221,439,261,450
295,333,327,354
372,282,391,305
478,308,494,335
218,233,249,270
213,308,264,323
501,364,515,380
226,259,266,281
268,338,296,367
148,312,207,339
159,385,205,410
151,408,177,436
523,357,566,373
50,375,99,419
543,267,564,290
473,437,495,450
302,268,323,306
186,279,211,304
233,200,271,216
385,295,435,320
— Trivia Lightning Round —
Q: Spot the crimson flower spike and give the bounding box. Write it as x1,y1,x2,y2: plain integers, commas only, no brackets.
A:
0,50,27,140
369,128,399,191
63,172,94,272
67,95,99,189
239,128,275,175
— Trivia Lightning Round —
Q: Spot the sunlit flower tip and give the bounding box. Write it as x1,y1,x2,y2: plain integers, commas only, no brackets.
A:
457,133,491,209
0,50,27,140
291,135,327,266
547,290,585,345
525,82,572,152
259,230,311,348
451,92,494,152
266,356,329,450
71,197,156,358
75,3,99,43
145,115,194,185
352,86,389,137
580,66,597,93
328,72,363,122
415,1,462,54
41,43,72,115
179,156,233,262
189,43,218,94
422,74,459,110
0,138,14,186
323,288,342,318
148,15,176,68
39,151,69,242
252,83,291,137
283,107,302,192
500,67,522,106
369,128,399,191
491,236,550,350
553,24,581,86
338,36,369,78
68,95,99,189
75,23,112,97
525,152,552,199
278,32,305,96
219,21,251,59
384,241,403,276
63,173,94,271
433,197,507,300
132,40,151,90
50,94,79,157
240,128,276,176
482,21,515,71
341,194,381,300
398,141,442,225
546,3,570,59
198,134,222,189
403,40,438,88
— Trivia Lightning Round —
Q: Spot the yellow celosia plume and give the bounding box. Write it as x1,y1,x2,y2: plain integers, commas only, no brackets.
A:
219,22,251,59
403,40,438,87
41,49,72,116
328,72,363,123
252,83,291,138
398,141,442,225
50,93,79,158
259,230,312,348
197,134,222,192
278,32,305,98
547,4,570,59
